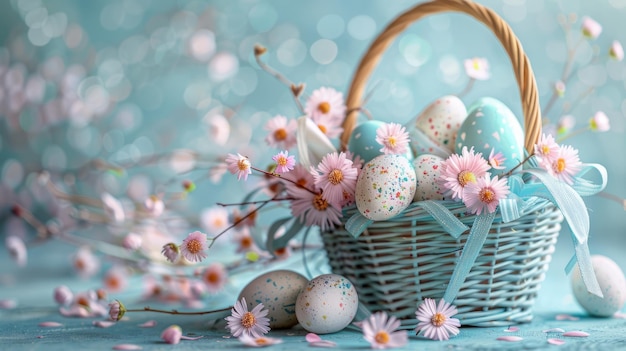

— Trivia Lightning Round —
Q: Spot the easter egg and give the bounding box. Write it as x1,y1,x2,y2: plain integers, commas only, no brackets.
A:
455,97,524,173
412,154,445,202
412,95,467,154
355,154,417,221
238,270,308,328
348,120,413,163
571,255,626,317
295,274,358,334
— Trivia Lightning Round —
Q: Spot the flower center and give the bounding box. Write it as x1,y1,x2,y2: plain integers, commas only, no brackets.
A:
273,128,287,141
431,312,447,327
241,312,256,328
106,276,120,290
387,136,397,148
328,169,344,185
276,156,288,166
313,194,329,211
274,247,287,256
457,170,476,186
237,159,249,171
186,239,202,254
255,338,268,346
213,218,225,227
555,158,566,173
296,178,308,188
317,101,331,114
473,59,480,70
206,271,220,284
479,188,495,203
375,331,390,344
240,236,253,249
318,124,327,134
541,145,550,155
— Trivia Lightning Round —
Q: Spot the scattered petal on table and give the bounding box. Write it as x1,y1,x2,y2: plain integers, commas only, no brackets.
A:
112,344,142,350
0,299,17,309
543,328,565,333
305,333,322,343
504,326,519,332
59,305,90,318
555,314,579,321
614,312,626,319
138,320,157,328
36,336,44,339
563,331,589,337
497,336,523,342
548,338,566,345
93,320,116,328
180,335,204,341
39,321,63,327
306,333,337,348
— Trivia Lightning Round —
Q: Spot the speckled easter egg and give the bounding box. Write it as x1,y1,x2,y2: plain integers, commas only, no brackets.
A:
238,270,308,328
295,274,358,334
355,154,417,221
348,120,413,163
412,154,445,202
571,255,626,317
413,95,467,153
455,97,524,173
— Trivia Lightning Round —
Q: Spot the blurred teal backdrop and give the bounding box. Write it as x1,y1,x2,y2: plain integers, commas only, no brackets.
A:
1,0,625,264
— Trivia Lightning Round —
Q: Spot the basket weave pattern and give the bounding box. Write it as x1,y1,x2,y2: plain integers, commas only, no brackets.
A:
322,0,565,328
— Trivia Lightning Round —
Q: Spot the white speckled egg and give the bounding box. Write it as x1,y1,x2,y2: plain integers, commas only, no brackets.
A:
238,270,308,328
413,95,467,153
355,154,416,221
571,255,626,317
295,274,358,334
412,154,445,201
455,97,524,173
348,120,414,163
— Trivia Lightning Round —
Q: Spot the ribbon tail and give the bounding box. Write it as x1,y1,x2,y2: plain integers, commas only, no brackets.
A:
442,212,496,303
565,244,603,298
416,201,469,238
345,213,373,238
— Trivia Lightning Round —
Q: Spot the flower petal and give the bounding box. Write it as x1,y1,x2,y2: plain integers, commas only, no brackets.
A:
93,320,116,328
112,344,143,350
38,321,63,328
504,326,519,332
138,320,157,328
555,314,579,321
543,328,565,333
548,338,566,345
497,336,523,342
562,331,589,337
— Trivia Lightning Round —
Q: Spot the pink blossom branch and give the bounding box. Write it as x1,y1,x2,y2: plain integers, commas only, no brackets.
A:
254,44,305,114
126,306,232,316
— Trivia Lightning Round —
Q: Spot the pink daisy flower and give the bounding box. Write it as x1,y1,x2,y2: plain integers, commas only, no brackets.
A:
589,111,610,132
361,311,408,349
101,192,125,223
144,195,164,217
610,40,624,61
180,231,208,263
5,235,27,267
103,266,128,293
272,150,296,174
581,16,602,39
304,87,346,121
200,206,230,235
438,147,490,201
283,164,316,194
311,152,358,208
534,133,560,167
226,153,252,181
238,335,283,347
546,144,582,185
264,115,297,149
464,57,490,80
557,116,575,137
225,297,270,338
375,122,410,155
73,247,100,278
310,113,344,139
161,325,183,344
161,243,180,263
108,300,126,321
201,262,227,293
554,80,566,97
488,148,506,170
233,228,261,254
289,187,343,231
415,298,461,341
462,175,510,215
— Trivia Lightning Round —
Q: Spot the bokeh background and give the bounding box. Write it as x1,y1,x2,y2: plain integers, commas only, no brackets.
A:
1,0,625,282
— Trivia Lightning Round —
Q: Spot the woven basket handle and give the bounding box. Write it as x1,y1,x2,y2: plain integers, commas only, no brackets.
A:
340,0,541,154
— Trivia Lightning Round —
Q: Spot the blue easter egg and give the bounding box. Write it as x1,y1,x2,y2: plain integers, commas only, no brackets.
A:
455,97,524,173
348,120,413,163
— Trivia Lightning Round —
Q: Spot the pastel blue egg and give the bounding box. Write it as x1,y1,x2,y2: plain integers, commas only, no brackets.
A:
348,120,413,163
455,97,524,173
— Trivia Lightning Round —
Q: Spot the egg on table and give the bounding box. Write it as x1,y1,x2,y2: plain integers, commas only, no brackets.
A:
295,274,359,334
571,255,626,317
238,270,309,328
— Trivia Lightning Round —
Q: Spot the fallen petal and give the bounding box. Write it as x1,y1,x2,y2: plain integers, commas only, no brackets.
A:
93,320,116,328
112,344,143,350
0,299,17,309
543,328,565,333
138,320,157,328
504,326,519,332
59,305,90,318
309,340,338,348
39,321,64,327
180,335,204,341
37,336,44,339
563,331,589,337
305,333,322,343
614,312,626,319
497,336,523,342
555,314,579,321
548,338,566,345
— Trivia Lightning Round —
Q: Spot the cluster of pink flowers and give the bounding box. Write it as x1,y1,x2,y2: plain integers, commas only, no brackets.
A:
534,134,583,185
